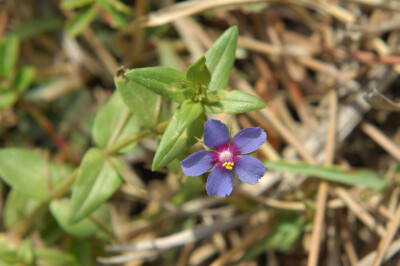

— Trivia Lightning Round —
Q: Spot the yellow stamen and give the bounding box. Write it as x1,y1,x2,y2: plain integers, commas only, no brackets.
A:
222,162,234,170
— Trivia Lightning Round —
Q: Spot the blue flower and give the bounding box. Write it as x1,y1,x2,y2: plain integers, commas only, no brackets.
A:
180,119,266,197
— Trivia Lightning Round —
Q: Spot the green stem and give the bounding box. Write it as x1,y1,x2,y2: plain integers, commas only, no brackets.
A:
90,213,114,238
52,168,79,198
10,203,48,237
19,98,68,151
105,120,169,155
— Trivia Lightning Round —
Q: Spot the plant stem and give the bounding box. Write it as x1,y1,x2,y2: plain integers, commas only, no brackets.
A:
105,120,169,155
52,168,79,198
19,98,68,151
10,203,49,237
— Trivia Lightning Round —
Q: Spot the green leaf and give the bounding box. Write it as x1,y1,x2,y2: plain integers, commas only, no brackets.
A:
0,148,70,201
205,90,265,114
50,199,99,238
187,113,205,146
205,26,238,91
177,101,203,132
186,56,211,87
107,0,131,14
115,68,158,131
125,66,186,103
96,0,128,28
68,239,92,266
3,189,41,230
61,0,94,9
66,5,97,36
35,248,79,266
14,66,35,93
0,90,18,109
70,148,122,223
18,240,34,265
266,160,389,189
0,36,19,79
93,91,140,153
241,213,304,262
152,111,204,170
0,236,19,265
7,16,63,40
158,41,186,72
263,214,305,252
167,158,182,175
0,238,34,266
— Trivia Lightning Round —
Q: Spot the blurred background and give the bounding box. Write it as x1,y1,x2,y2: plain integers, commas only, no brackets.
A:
1,0,400,265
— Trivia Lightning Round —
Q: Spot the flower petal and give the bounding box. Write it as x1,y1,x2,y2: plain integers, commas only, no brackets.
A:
233,156,265,185
204,119,230,150
231,127,266,154
206,167,233,197
181,150,215,176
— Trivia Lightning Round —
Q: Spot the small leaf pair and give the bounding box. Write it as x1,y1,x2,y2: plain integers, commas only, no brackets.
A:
0,148,115,228
0,149,72,202
120,26,266,170
63,0,131,36
69,91,141,224
0,36,36,109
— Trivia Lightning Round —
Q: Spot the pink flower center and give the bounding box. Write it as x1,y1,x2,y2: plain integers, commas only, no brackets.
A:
218,149,235,170
219,150,233,162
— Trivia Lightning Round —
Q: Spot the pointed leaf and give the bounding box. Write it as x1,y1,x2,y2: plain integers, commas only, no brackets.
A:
177,101,203,131
262,214,305,252
8,16,63,40
14,66,35,93
3,189,41,230
0,90,18,109
205,26,238,91
187,113,205,146
266,160,389,189
50,199,99,238
35,248,79,266
205,90,265,114
152,111,204,170
115,68,158,131
61,0,94,9
93,91,140,153
68,239,91,266
0,148,70,201
241,213,305,262
106,0,131,14
0,236,20,265
66,5,97,36
0,36,19,79
97,0,128,28
158,41,186,72
70,148,122,223
19,240,34,265
186,56,211,87
124,66,186,103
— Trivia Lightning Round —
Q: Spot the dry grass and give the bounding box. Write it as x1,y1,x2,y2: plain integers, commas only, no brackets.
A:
2,0,400,265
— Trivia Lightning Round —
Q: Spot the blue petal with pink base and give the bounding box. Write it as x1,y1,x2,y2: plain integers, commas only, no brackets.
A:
181,119,267,197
